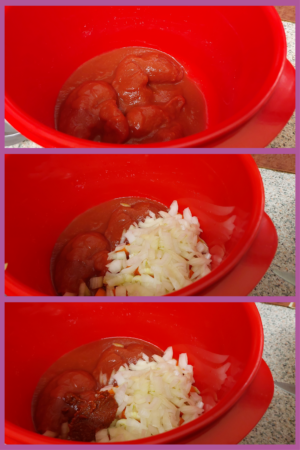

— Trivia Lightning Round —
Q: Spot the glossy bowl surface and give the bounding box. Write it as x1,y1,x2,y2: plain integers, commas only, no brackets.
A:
5,302,264,444
5,154,265,296
5,6,286,147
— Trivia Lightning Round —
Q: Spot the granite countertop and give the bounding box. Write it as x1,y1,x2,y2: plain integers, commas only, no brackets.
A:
5,21,295,149
240,303,295,445
249,168,295,297
266,22,295,148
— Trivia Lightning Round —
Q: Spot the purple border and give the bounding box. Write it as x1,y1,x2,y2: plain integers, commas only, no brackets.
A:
2,446,299,450
4,148,297,155
2,0,299,6
3,297,297,303
0,1,5,435
2,1,298,449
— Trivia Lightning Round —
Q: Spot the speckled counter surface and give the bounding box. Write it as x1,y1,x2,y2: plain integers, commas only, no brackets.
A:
5,21,295,149
267,22,296,148
249,168,295,297
266,21,295,149
240,303,295,445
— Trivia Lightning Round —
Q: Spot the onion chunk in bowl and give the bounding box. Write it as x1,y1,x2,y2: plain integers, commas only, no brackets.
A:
104,200,211,296
96,346,205,442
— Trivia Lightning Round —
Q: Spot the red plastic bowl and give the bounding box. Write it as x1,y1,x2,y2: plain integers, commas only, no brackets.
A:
5,6,295,148
5,302,270,444
5,154,277,296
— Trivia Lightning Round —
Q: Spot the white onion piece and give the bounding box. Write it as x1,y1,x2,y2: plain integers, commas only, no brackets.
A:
95,429,109,442
43,431,58,438
89,276,103,290
114,372,126,387
109,251,127,260
169,200,178,216
142,353,149,362
179,353,188,369
106,286,115,296
115,285,127,296
114,383,128,405
59,422,69,439
107,259,123,274
99,372,108,386
124,230,136,244
100,385,114,392
78,281,90,296
163,346,173,361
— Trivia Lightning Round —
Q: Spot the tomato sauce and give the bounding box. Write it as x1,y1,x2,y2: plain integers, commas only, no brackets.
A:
55,47,207,144
32,338,163,441
51,197,167,295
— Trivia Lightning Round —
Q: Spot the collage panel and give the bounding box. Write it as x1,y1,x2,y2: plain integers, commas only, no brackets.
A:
5,302,295,444
3,3,296,449
5,5,295,149
4,152,296,444
4,153,295,297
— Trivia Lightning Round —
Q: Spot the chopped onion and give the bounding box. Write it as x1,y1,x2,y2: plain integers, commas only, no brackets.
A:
115,285,127,296
163,346,173,362
114,372,126,387
107,259,123,274
91,346,224,443
99,372,108,386
60,422,69,439
168,200,178,216
109,251,127,260
78,281,90,296
95,429,109,443
179,353,188,369
124,230,136,244
100,384,114,391
142,353,149,362
89,276,103,290
104,200,211,296
114,382,127,405
106,286,115,296
43,431,58,438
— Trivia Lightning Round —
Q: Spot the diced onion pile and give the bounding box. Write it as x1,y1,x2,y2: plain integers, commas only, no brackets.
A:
96,346,204,442
104,200,211,296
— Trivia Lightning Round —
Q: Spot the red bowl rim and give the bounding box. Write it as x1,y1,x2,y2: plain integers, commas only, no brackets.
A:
5,303,264,445
5,6,286,148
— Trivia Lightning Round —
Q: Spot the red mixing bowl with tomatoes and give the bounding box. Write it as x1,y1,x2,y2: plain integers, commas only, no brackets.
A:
5,6,295,148
5,302,273,444
5,154,277,296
